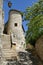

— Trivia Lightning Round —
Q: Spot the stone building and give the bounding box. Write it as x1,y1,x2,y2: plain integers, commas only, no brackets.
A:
0,0,26,65
4,9,26,51
0,0,33,65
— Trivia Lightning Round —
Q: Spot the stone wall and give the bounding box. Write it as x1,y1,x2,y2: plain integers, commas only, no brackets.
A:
0,0,4,33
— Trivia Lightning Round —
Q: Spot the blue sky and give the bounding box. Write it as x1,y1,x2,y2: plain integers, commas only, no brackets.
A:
3,0,38,31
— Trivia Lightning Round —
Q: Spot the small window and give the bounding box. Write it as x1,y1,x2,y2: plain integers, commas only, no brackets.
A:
14,23,17,27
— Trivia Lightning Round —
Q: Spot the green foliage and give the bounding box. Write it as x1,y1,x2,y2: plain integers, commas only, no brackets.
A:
24,0,43,45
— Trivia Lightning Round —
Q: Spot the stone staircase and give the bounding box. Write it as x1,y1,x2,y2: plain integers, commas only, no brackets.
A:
5,51,32,65
2,49,17,60
0,34,32,65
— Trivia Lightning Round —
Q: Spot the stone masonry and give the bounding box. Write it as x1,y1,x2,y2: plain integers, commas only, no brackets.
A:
0,0,32,65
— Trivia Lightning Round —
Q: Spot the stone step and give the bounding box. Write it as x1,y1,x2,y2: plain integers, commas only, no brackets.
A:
2,60,18,65
19,62,28,65
2,49,17,60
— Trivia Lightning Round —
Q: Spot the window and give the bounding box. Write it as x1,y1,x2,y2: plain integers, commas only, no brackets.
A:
14,23,17,27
